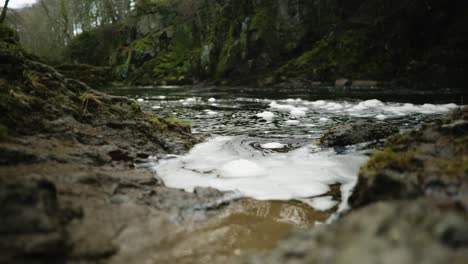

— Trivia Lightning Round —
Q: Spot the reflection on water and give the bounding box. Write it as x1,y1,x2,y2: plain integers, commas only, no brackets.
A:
152,199,329,263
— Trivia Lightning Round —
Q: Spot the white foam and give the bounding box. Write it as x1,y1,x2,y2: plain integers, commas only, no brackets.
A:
256,111,275,121
290,109,307,117
319,117,330,122
153,136,368,205
261,142,286,149
299,196,338,211
219,159,266,178
204,110,218,115
136,98,145,102
269,101,296,112
304,99,459,118
285,120,300,125
152,106,162,110
375,114,387,120
208,97,217,103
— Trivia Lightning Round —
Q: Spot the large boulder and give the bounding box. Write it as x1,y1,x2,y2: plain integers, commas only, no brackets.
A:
320,120,399,147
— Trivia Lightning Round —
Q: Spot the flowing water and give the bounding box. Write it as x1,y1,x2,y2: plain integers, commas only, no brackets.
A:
106,85,462,261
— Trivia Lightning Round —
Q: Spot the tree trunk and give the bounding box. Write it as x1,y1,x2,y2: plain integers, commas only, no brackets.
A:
0,0,10,23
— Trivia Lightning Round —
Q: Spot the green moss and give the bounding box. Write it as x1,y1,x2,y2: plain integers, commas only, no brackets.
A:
360,149,418,177
65,24,125,66
79,92,103,114
128,27,194,85
144,112,191,133
0,124,8,141
145,113,167,130
275,30,391,81
434,155,468,178
215,23,235,78
165,116,191,129
250,7,276,43
0,24,20,45
56,64,114,88
215,22,245,79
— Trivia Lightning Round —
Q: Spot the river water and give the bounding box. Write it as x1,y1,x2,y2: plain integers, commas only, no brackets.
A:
106,85,461,261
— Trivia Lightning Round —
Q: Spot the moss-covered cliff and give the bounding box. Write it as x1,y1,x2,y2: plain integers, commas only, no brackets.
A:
65,0,468,88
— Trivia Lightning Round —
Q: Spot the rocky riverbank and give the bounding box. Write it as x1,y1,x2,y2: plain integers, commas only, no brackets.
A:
2,22,467,264
0,24,216,263
248,107,468,264
0,23,330,264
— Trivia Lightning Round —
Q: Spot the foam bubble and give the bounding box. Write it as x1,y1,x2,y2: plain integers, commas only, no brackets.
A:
208,97,217,103
269,101,296,112
204,110,218,115
285,120,300,125
290,109,307,117
375,114,387,120
219,159,266,178
260,142,286,149
299,196,338,211
257,111,275,121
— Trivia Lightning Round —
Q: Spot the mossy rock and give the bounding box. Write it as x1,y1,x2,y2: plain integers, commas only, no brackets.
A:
350,108,468,208
0,24,20,45
56,64,114,89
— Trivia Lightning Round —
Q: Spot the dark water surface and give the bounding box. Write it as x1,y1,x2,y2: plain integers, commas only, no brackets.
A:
106,85,462,137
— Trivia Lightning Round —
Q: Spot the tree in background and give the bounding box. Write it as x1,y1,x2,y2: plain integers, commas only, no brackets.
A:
7,0,133,63
0,0,10,23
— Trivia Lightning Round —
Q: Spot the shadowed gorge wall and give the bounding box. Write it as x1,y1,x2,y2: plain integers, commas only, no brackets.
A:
64,0,468,88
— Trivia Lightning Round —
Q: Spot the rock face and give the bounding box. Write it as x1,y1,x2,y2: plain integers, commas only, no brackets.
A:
65,0,468,88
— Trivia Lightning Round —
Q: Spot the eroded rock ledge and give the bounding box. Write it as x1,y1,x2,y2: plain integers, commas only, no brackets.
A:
0,24,216,264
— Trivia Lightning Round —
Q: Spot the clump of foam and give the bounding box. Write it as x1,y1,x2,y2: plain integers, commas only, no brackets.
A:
375,114,387,120
299,196,338,211
290,109,307,117
153,136,368,207
300,99,459,118
208,97,217,103
204,110,218,115
257,111,275,121
219,159,266,178
285,120,300,125
261,142,286,149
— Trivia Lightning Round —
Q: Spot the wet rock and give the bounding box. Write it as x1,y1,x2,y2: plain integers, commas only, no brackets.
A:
249,199,468,264
0,177,70,264
320,120,399,147
351,80,379,87
0,146,38,165
108,149,134,162
334,78,351,87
